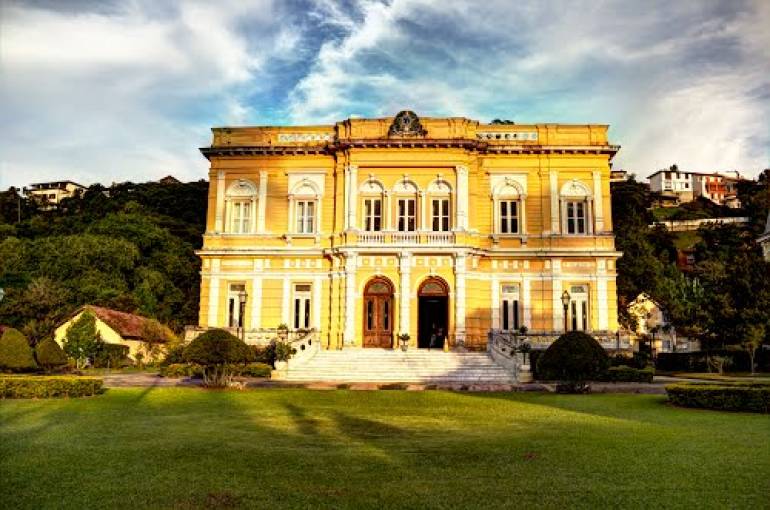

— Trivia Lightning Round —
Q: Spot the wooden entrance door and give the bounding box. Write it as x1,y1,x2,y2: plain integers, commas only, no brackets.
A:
363,278,393,348
417,278,449,348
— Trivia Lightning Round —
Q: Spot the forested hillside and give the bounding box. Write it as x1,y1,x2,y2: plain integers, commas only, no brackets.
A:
611,171,770,349
0,181,208,342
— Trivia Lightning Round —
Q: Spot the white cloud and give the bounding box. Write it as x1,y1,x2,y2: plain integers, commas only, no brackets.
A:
0,0,297,188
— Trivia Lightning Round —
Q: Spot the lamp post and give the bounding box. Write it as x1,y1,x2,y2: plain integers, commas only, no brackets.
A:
561,290,570,332
238,289,248,343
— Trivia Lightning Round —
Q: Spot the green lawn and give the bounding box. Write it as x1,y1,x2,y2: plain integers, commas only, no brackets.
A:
2,389,769,509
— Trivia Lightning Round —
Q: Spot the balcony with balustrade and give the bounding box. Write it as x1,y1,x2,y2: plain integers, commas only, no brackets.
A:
351,230,457,246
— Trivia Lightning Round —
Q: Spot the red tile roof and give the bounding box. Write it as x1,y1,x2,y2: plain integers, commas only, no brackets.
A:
79,306,174,343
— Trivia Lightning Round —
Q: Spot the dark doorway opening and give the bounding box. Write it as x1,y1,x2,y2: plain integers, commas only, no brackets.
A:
417,278,449,349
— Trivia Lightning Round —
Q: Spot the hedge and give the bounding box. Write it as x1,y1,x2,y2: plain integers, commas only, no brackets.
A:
0,328,38,372
0,376,104,399
602,365,654,383
234,362,272,378
656,350,770,373
666,383,770,413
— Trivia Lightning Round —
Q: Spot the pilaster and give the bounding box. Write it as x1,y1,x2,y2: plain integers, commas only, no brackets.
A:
454,252,467,345
593,170,604,233
258,170,268,232
347,165,358,230
399,252,412,335
344,252,358,345
214,170,225,232
456,165,469,230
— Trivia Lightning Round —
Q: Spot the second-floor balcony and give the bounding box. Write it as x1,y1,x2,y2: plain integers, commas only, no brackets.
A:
355,231,456,245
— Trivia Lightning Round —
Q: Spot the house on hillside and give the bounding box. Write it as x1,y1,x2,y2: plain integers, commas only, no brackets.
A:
627,293,698,353
759,212,770,261
54,306,175,360
26,181,86,209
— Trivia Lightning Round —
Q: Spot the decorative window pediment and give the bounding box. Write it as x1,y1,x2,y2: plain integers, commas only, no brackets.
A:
560,180,591,198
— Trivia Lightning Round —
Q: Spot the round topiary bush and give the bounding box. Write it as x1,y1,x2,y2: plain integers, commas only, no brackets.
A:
0,328,38,372
35,337,69,372
537,331,610,392
183,329,253,387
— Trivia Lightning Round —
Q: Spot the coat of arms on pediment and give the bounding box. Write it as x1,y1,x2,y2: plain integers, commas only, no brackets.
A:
387,110,427,137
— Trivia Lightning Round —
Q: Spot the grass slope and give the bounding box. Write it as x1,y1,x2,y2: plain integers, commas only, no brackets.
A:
1,389,769,509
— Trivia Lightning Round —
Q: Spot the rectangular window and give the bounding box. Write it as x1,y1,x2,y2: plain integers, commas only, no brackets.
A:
295,200,315,233
569,285,589,331
432,198,450,231
499,200,519,234
230,201,251,233
501,284,520,331
293,284,312,329
364,198,382,231
397,198,416,232
228,283,246,328
566,201,587,234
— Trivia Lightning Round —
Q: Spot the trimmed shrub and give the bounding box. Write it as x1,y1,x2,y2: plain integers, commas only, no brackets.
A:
161,343,187,366
34,338,68,372
252,344,276,367
233,362,272,378
602,365,654,383
666,383,770,413
184,329,253,387
537,331,610,392
160,363,203,378
0,328,38,372
0,376,104,399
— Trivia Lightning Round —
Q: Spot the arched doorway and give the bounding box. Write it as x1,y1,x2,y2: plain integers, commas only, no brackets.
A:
363,277,394,348
417,277,449,349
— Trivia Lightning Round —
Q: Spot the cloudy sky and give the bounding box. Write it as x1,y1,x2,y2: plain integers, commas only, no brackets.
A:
1,0,769,188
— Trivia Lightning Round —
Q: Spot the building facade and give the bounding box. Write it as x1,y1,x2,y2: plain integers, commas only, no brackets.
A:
195,112,621,350
26,181,86,209
648,168,694,204
648,169,744,207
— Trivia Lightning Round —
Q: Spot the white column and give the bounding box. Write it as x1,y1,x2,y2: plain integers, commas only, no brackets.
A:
399,252,411,335
343,252,358,345
250,275,262,329
597,259,608,331
347,165,358,230
214,170,225,232
456,165,469,230
419,190,427,231
313,274,322,330
282,277,290,326
343,166,350,230
207,258,221,327
491,275,500,329
257,170,268,232
593,170,604,233
384,191,392,230
522,276,532,328
520,195,528,235
549,170,559,234
454,253,467,345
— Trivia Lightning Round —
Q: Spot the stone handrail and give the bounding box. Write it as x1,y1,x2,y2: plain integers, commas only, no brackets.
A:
286,329,319,367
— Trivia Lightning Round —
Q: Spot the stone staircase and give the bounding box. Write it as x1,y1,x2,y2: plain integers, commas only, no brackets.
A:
282,348,516,384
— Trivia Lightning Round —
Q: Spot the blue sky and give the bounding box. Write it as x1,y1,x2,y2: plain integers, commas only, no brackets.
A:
1,0,768,188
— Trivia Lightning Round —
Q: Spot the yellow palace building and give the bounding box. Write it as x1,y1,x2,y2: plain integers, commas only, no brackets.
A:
195,111,621,351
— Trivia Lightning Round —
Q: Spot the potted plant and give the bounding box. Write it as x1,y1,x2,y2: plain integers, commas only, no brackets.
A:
276,323,289,342
397,333,410,352
273,339,295,371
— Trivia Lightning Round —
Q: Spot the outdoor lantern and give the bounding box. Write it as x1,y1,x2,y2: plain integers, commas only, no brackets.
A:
561,290,570,331
0,287,5,303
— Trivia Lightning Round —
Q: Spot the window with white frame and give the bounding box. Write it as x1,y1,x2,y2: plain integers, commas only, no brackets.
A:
432,198,450,231
293,284,312,329
225,179,258,234
363,198,382,231
501,284,520,331
569,285,589,331
499,200,519,234
565,200,587,234
295,200,315,233
230,200,251,233
560,180,593,236
227,283,246,328
397,198,416,232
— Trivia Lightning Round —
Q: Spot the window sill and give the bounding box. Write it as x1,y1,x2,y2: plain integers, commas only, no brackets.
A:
491,234,528,244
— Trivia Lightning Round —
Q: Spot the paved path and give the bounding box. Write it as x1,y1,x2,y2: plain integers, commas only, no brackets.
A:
101,372,670,393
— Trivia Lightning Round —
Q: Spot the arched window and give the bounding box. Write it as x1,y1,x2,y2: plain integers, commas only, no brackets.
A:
225,179,257,234
392,178,420,232
427,179,452,232
359,179,386,232
560,180,593,235
289,180,321,234
492,178,526,235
